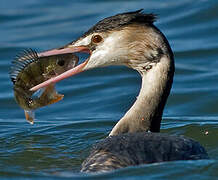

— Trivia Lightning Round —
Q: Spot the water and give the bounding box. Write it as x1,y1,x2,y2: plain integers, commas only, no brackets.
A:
1,0,218,179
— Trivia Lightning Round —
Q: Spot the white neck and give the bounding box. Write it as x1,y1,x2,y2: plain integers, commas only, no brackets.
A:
109,55,174,136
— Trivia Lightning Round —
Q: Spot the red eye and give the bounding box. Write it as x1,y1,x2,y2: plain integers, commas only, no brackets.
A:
92,35,103,43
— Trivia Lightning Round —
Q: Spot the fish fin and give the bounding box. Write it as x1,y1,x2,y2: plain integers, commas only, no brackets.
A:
9,48,39,84
24,110,35,124
32,88,45,99
15,48,38,62
44,84,64,104
48,94,64,105
39,84,64,105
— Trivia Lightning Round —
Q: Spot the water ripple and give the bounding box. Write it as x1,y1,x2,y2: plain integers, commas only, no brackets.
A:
0,0,218,179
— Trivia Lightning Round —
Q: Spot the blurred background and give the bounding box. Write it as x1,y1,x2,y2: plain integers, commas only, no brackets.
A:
0,0,218,179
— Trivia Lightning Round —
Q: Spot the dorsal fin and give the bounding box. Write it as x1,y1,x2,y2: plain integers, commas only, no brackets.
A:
9,49,39,84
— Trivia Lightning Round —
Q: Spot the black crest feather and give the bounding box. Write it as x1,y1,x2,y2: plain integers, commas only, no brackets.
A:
84,9,156,36
9,49,38,84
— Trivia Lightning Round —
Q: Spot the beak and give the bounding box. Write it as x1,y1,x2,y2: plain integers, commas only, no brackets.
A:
30,45,90,91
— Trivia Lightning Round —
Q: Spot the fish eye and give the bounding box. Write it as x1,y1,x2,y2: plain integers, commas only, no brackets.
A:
57,59,65,66
92,34,103,44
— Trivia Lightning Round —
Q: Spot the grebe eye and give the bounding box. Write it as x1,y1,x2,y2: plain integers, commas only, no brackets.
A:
92,35,103,43
57,59,65,66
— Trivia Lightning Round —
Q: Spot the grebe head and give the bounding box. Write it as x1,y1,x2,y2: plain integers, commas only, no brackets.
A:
31,10,173,91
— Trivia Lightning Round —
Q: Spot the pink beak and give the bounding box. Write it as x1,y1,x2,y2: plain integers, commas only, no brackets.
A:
30,46,90,91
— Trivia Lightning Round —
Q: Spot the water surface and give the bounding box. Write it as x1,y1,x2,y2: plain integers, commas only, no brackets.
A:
1,0,218,179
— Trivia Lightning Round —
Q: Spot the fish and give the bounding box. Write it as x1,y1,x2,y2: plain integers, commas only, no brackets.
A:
9,49,78,124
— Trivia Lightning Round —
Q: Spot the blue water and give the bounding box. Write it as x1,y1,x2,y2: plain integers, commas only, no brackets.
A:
1,0,218,179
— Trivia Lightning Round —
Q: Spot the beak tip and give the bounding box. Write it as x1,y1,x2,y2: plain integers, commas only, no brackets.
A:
29,60,88,92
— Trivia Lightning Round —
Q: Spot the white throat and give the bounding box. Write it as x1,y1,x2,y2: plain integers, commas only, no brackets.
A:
109,55,174,136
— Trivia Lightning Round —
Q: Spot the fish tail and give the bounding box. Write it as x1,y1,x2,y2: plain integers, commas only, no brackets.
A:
24,110,35,124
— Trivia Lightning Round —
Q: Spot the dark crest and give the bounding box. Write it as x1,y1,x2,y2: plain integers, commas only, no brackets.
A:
84,9,156,36
9,49,38,84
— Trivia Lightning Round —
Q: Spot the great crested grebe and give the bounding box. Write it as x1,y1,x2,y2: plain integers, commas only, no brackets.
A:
31,10,208,172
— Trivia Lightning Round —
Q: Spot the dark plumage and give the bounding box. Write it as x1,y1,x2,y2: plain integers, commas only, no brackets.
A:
82,9,156,38
81,133,208,172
